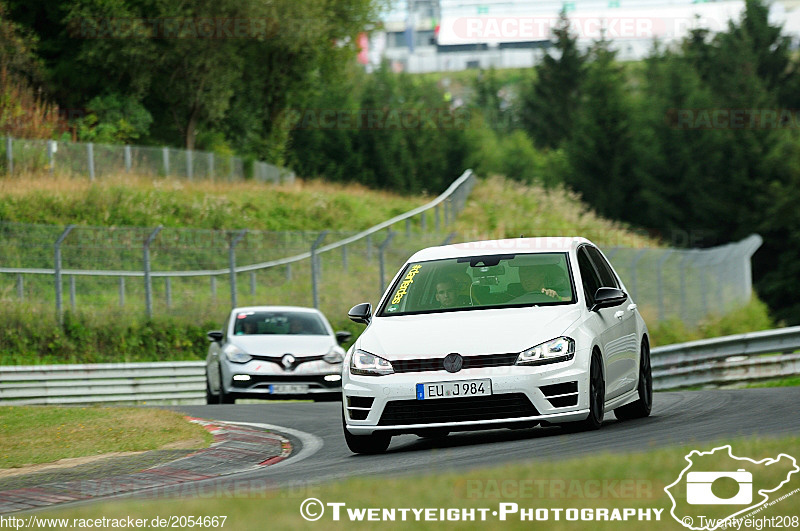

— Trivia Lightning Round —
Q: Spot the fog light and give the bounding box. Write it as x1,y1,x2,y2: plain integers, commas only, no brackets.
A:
324,374,342,382
232,374,251,381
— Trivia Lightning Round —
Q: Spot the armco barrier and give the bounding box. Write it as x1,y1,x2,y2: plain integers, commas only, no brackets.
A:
0,361,205,405
651,325,800,390
2,326,799,405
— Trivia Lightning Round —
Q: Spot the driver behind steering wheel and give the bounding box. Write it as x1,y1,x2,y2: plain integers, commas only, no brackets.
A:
517,265,570,301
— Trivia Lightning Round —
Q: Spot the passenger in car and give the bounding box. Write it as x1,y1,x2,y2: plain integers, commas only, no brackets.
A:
435,278,470,308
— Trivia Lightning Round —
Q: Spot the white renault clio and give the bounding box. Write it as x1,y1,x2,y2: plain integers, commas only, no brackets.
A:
342,237,652,454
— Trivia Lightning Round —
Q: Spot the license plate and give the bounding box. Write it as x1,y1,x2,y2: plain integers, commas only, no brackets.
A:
269,384,309,395
416,379,492,400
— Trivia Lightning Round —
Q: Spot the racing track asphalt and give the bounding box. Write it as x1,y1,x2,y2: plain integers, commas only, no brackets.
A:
172,387,800,490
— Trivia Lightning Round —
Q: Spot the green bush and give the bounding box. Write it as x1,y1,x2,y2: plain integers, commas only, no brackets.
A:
0,306,215,365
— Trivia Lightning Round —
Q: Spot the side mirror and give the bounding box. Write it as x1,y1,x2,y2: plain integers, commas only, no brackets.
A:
207,330,224,342
590,287,628,312
348,302,372,325
335,331,352,345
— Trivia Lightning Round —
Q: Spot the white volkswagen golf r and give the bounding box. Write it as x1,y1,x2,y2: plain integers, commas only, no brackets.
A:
342,237,652,454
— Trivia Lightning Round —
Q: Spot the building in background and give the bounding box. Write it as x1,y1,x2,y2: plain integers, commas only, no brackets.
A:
370,0,799,73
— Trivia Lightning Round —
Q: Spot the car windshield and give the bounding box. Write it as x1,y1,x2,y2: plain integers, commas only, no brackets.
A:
378,253,575,316
232,311,328,336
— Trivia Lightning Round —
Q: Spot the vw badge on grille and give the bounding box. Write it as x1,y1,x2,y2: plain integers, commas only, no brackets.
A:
443,353,463,373
281,354,296,370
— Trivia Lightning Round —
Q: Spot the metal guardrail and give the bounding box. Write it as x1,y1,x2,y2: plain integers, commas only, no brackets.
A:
652,326,800,390
0,362,205,405
2,326,799,405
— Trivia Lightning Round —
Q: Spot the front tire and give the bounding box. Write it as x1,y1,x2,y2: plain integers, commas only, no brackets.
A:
342,410,391,454
569,350,605,431
218,368,235,404
205,373,218,405
614,338,653,420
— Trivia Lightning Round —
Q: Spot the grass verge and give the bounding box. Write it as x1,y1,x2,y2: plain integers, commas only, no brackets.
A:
0,407,212,469
647,297,777,348
40,434,800,530
0,173,426,231
0,174,779,364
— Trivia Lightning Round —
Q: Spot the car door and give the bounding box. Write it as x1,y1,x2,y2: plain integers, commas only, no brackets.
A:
585,246,638,399
577,246,625,401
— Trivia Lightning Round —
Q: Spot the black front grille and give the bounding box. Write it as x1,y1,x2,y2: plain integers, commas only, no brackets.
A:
378,393,539,426
249,354,325,371
391,353,519,373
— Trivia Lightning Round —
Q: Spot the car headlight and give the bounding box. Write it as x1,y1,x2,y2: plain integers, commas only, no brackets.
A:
323,346,345,364
516,337,575,366
350,349,394,376
223,344,252,363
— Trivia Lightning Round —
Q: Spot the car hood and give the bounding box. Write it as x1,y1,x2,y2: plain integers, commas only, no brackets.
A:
230,335,334,356
359,305,582,359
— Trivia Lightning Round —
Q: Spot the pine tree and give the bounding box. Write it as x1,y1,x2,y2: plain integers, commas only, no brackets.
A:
564,36,639,218
520,9,585,149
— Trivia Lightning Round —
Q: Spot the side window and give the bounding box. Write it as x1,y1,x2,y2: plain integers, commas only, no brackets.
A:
222,314,231,339
577,248,602,307
586,247,619,288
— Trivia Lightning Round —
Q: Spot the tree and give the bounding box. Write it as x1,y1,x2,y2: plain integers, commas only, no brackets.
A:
520,9,585,149
564,36,639,219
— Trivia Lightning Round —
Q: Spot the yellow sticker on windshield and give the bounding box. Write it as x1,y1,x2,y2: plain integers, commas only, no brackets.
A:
391,264,422,305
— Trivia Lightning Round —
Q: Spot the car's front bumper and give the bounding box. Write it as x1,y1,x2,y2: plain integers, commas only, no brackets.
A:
343,353,591,435
224,359,343,398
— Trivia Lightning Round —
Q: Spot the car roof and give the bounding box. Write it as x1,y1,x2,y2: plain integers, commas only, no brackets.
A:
230,305,323,315
407,237,594,262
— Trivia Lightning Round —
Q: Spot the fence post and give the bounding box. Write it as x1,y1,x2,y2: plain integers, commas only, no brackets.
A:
421,211,427,231
435,204,441,231
48,140,56,175
186,150,193,181
69,275,76,311
378,230,395,294
211,276,217,299
366,234,373,262
250,271,256,296
740,235,763,301
405,218,411,238
119,276,125,307
143,226,163,319
124,145,132,172
87,142,95,181
286,264,292,280
310,231,329,309
54,224,75,325
656,250,674,321
162,147,170,176
441,232,456,246
16,274,23,301
5,136,13,175
229,229,247,308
